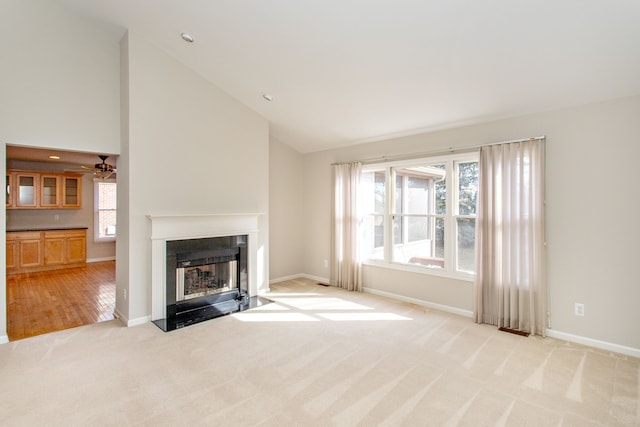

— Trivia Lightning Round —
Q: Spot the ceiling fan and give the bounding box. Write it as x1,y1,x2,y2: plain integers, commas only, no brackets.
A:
66,155,116,179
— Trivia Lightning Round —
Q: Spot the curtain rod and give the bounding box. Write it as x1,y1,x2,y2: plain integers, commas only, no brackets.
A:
332,135,546,166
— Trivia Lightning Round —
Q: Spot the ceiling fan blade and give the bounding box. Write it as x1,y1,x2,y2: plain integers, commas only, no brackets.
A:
64,156,116,177
64,168,93,173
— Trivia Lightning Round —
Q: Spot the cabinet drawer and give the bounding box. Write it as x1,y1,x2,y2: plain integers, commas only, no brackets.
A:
64,229,86,238
9,231,41,240
44,229,86,238
43,230,67,239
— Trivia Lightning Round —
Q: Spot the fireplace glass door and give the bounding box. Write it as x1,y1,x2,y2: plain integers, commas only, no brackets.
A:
176,260,237,302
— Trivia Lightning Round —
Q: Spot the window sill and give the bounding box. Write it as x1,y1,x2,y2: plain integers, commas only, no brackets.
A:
362,259,475,283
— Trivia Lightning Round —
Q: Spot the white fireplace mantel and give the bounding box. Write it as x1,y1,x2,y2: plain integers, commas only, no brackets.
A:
148,213,262,320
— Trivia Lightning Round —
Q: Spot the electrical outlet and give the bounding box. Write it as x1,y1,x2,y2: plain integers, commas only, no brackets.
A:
574,303,584,317
323,259,329,268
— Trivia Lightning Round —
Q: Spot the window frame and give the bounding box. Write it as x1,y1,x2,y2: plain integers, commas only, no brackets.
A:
93,178,117,243
361,152,478,281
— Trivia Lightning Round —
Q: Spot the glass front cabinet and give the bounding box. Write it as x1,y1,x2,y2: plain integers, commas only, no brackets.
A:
6,174,12,208
62,176,81,208
40,175,61,208
16,173,39,208
6,170,82,209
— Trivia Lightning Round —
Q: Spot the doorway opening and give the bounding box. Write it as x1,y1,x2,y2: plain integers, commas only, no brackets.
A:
6,145,118,341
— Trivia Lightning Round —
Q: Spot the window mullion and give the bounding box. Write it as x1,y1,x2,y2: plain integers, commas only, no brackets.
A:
384,167,393,262
445,159,455,272
402,174,408,244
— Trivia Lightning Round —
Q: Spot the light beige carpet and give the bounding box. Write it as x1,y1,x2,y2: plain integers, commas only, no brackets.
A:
0,277,638,426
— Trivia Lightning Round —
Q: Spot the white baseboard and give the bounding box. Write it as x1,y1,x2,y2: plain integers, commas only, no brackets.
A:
87,256,116,263
269,274,304,284
546,329,640,359
363,287,474,319
270,273,330,285
300,273,330,284
127,316,151,327
0,334,8,345
113,309,127,325
114,309,150,327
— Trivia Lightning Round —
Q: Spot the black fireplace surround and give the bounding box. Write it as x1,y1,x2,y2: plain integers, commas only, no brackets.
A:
152,235,270,332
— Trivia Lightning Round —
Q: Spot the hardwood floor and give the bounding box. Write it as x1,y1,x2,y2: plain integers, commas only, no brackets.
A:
6,261,115,341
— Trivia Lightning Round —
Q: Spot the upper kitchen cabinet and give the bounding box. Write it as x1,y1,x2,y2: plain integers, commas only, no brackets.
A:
15,172,39,208
40,174,61,207
62,175,81,208
7,170,83,209
6,173,13,208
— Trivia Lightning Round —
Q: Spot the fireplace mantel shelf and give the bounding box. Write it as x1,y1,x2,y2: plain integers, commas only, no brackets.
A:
147,213,264,219
147,213,263,241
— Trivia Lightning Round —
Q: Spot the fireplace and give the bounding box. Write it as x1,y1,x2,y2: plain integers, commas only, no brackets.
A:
148,214,270,332
177,261,237,302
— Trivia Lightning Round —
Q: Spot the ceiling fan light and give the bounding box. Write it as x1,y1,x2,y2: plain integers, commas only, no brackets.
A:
95,163,115,172
94,170,113,180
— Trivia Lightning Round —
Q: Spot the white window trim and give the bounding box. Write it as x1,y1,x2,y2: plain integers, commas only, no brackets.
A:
94,178,116,243
361,152,478,281
363,258,475,282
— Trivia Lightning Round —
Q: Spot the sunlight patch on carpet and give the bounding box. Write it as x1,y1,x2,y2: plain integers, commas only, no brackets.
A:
317,312,411,321
234,312,319,322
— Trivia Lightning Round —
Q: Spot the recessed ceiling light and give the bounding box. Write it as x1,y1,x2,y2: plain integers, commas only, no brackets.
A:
262,93,274,102
181,32,194,43
49,155,61,160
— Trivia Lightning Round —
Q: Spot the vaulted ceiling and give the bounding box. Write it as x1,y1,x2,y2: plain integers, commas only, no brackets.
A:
56,0,640,153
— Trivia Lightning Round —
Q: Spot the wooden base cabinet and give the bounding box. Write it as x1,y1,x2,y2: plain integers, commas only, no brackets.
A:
44,233,66,266
65,231,87,263
7,229,86,274
44,230,86,266
6,231,42,271
6,235,18,270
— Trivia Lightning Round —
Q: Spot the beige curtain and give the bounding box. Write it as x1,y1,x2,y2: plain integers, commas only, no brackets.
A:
331,162,362,291
474,138,546,335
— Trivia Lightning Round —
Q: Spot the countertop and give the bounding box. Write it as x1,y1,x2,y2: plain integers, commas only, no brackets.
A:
7,227,88,232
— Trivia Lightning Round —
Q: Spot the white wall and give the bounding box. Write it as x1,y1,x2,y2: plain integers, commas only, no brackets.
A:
269,137,305,280
116,33,131,322
301,95,640,352
119,32,269,324
0,0,121,153
0,0,122,342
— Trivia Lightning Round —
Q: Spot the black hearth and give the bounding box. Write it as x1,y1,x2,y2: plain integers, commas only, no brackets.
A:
152,235,270,332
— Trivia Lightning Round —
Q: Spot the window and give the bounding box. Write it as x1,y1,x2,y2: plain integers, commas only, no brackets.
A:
360,153,478,278
94,179,117,242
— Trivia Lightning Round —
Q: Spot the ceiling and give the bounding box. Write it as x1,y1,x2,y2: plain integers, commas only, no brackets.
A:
6,145,117,168
55,0,640,153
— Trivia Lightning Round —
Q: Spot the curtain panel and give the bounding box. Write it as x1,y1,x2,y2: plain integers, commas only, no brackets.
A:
474,139,546,335
331,162,363,292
